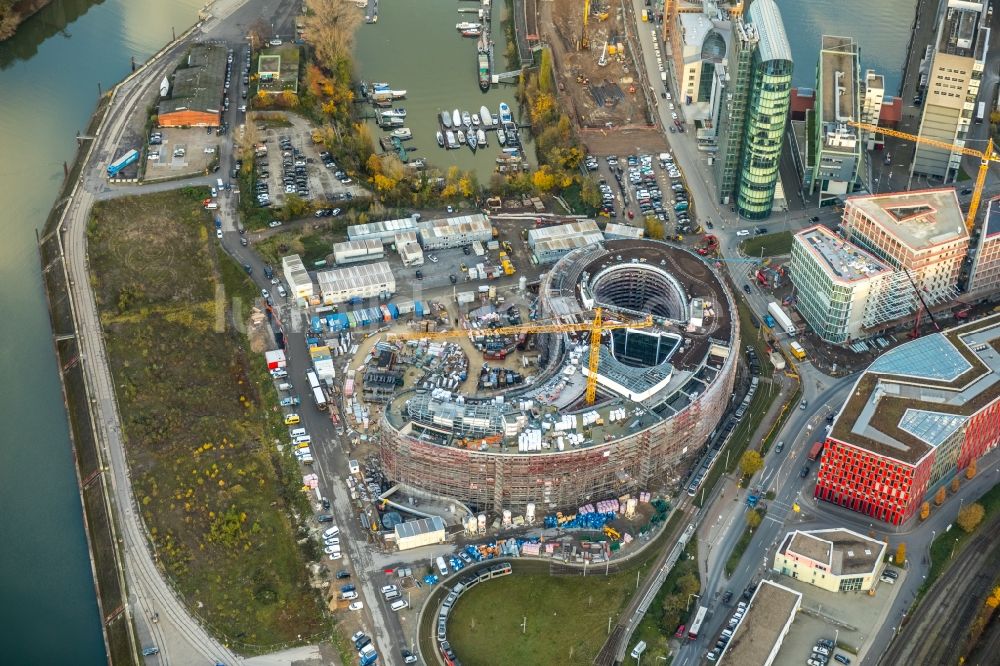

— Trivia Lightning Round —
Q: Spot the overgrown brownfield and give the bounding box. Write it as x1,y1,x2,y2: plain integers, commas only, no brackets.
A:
87,188,326,650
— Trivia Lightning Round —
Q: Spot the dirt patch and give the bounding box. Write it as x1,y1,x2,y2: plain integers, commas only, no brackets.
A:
578,126,669,155
543,0,653,129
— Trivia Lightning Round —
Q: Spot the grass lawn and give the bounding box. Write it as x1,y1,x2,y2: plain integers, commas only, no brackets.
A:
447,569,641,664
725,510,765,577
918,480,1000,604
739,231,793,258
87,188,326,649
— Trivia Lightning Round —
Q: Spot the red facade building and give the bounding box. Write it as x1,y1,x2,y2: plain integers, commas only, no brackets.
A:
815,315,1000,525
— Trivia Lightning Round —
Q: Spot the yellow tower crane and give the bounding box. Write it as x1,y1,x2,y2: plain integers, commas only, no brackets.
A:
387,307,654,404
582,0,591,50
848,121,1000,232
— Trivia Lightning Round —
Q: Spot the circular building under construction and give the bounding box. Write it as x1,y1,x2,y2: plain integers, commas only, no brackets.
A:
379,238,739,514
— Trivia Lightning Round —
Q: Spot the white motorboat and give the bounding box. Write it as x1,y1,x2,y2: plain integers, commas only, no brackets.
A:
436,131,445,147
499,102,512,123
457,129,466,144
462,111,472,128
480,106,494,126
452,108,462,127
497,126,506,145
472,114,481,126
476,128,487,147
390,127,412,140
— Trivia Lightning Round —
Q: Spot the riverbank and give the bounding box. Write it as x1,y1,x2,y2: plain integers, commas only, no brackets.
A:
35,19,206,664
37,91,132,664
0,0,52,41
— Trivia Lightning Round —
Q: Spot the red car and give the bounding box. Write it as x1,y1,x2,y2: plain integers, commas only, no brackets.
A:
675,624,686,638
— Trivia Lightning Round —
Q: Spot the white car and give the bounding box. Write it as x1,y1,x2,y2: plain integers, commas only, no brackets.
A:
323,526,340,538
736,230,750,237
261,289,270,299
216,229,223,239
428,255,439,263
328,552,342,561
268,220,282,228
381,585,399,595
324,544,340,554
341,590,359,600
671,112,679,120
348,601,364,611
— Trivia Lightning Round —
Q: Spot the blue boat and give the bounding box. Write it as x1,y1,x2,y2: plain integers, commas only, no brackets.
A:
499,102,512,123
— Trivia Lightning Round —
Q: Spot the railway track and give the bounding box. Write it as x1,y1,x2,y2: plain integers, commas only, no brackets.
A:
881,516,1000,666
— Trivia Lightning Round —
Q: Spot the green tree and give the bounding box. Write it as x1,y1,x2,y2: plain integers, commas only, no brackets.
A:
746,509,762,529
740,450,764,478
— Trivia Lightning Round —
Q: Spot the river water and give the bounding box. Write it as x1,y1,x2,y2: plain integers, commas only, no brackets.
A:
0,1,201,662
0,0,914,662
774,0,915,95
354,0,529,180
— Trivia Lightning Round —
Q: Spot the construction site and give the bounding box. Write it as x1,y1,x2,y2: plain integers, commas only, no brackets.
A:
543,0,654,129
355,238,739,517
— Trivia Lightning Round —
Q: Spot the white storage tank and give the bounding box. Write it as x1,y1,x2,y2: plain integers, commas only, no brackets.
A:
477,513,487,533
502,510,512,527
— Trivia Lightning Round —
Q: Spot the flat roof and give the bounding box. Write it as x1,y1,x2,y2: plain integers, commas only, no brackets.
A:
316,261,394,293
417,214,492,240
830,314,1000,464
937,1,984,57
394,515,445,539
866,71,885,90
844,188,968,251
720,580,801,666
257,45,300,94
781,528,885,576
603,223,645,239
348,217,418,241
528,220,601,243
160,43,225,117
819,36,859,150
795,225,890,283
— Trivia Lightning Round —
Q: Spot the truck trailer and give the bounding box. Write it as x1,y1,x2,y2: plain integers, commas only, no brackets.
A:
767,301,797,336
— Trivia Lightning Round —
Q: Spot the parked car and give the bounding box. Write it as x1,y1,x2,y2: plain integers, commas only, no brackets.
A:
348,601,364,611
800,465,811,478
317,514,333,523
736,230,750,237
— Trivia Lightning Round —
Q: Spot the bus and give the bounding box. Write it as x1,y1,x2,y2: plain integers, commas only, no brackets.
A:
306,370,321,392
688,605,708,640
976,102,986,124
312,386,328,411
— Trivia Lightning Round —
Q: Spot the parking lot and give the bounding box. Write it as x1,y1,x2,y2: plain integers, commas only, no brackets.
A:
250,115,364,209
145,126,221,180
588,151,705,239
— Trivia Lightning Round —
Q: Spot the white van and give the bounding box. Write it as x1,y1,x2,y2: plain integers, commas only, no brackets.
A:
217,177,225,191
277,285,287,298
390,599,408,612
348,460,360,475
631,641,647,659
278,382,293,392
290,427,307,437
293,434,312,445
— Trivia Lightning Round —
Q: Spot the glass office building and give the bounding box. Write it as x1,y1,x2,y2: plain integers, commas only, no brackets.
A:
736,0,793,220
